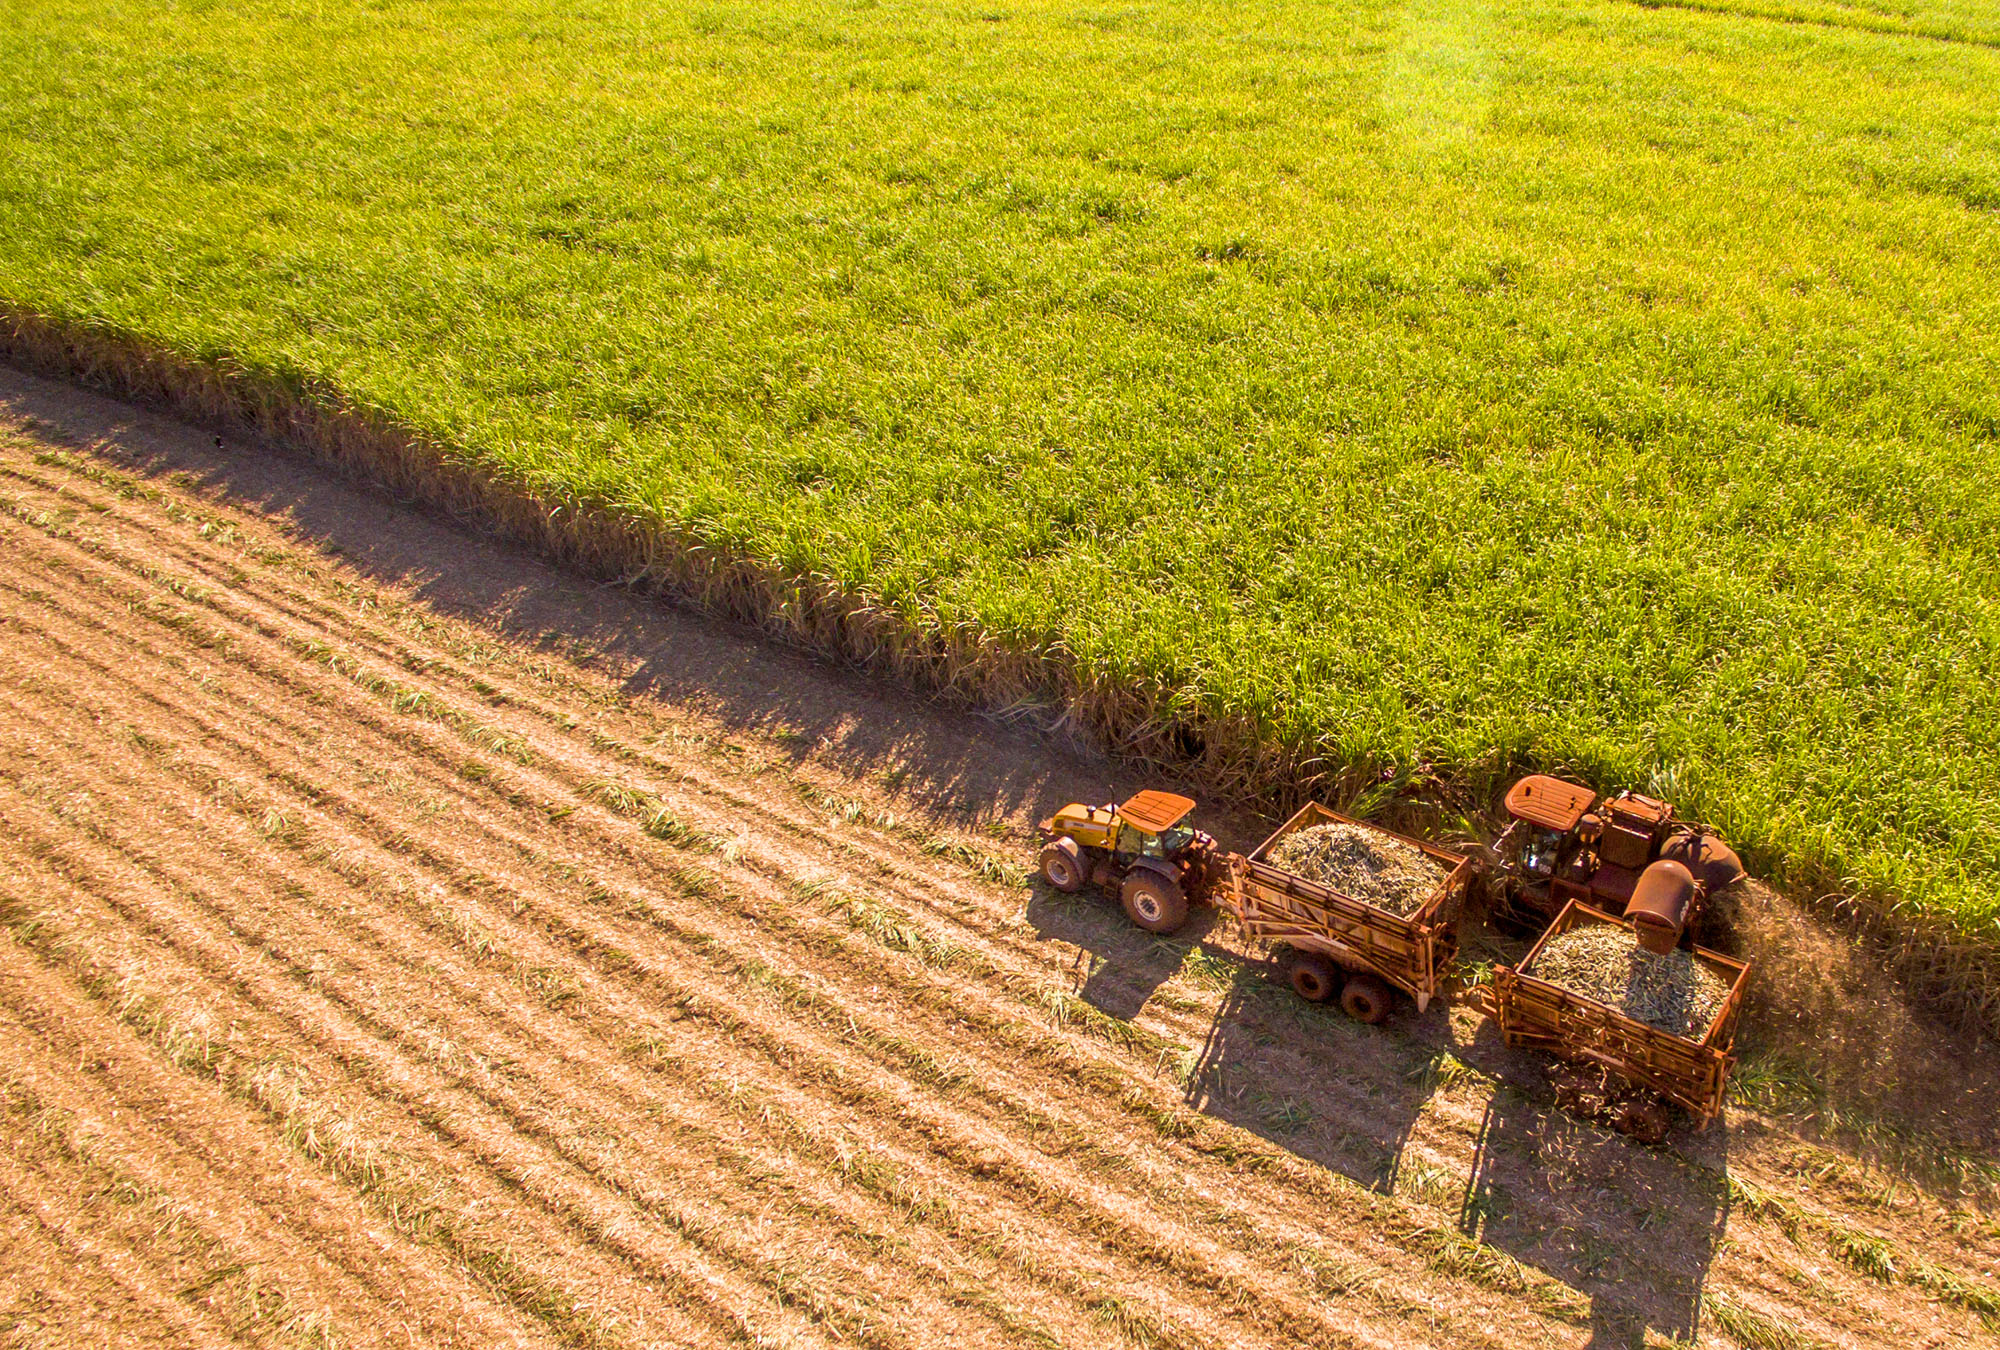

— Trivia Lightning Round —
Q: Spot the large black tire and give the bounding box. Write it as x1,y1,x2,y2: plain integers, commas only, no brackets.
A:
1289,954,1339,1003
1039,838,1087,893
1120,871,1188,934
1339,972,1394,1025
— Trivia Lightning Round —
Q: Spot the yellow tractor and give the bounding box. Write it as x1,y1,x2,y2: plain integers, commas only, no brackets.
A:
1037,790,1228,934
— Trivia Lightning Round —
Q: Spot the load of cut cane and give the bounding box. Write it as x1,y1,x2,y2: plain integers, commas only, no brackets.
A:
1263,822,1447,918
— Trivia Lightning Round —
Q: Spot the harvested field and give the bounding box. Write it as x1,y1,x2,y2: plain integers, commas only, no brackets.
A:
1526,925,1734,1040
1265,823,1447,917
2,369,1999,1349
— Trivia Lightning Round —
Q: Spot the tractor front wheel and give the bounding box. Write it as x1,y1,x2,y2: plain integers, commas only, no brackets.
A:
1339,973,1394,1025
1289,954,1338,1003
1120,872,1188,935
1039,838,1087,893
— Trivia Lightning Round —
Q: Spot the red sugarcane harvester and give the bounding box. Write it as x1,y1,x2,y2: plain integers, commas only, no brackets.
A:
1488,775,1745,952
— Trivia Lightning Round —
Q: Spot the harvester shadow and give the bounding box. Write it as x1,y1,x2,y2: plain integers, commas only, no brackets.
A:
1182,963,1439,1193
1456,1071,1730,1348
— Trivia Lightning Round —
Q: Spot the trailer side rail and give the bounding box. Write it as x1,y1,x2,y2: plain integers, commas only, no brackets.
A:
1226,803,1474,1009
1491,901,1752,1123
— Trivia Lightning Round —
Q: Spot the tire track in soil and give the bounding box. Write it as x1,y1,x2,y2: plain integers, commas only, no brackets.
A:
0,488,1480,1256
0,765,861,1350
0,644,1256,1350
3,556,1576,1350
0,453,1568,1183
0,660,796,1344
5,447,1159,1016
2,412,1993,1350
0,1192,207,1350
0,476,1494,1349
1,451,1102,1057
2,452,1072,965
0,502,1432,1328
0,1166,235,1350
0,714,1063,1350
0,953,557,1350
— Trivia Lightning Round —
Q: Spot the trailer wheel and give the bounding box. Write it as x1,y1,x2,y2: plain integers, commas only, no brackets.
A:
1339,973,1394,1025
1613,1099,1671,1146
1289,954,1338,1003
1039,839,1087,893
1120,872,1188,934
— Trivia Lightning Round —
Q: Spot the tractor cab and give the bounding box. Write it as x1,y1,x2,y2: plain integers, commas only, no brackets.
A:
1041,790,1194,858
1038,790,1221,934
1109,790,1196,860
1494,774,1615,922
1500,775,1597,882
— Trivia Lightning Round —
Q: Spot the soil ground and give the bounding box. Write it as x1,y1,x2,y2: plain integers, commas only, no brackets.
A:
1,365,1996,1350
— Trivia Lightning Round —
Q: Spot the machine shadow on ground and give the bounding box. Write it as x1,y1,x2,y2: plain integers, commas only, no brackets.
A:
1025,880,1438,1191
1182,961,1442,1193
1029,876,1732,1333
1024,884,1224,1022
1455,1047,1731,1349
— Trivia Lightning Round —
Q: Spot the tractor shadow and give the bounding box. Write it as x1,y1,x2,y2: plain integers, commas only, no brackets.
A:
1182,961,1441,1194
1454,1043,1730,1348
1024,884,1223,1022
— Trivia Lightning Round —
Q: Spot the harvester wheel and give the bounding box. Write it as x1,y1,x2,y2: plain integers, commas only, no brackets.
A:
1039,838,1087,893
1289,954,1338,1003
1120,872,1188,934
1339,973,1394,1025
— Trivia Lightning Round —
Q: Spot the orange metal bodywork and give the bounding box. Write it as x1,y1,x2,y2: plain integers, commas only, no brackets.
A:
1504,775,1596,832
1491,900,1752,1124
1221,803,1474,1012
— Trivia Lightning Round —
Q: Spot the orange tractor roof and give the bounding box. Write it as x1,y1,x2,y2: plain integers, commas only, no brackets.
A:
1505,775,1596,832
1119,790,1195,833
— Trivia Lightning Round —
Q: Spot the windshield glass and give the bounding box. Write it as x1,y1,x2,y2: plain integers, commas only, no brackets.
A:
1159,826,1194,854
1119,827,1165,858
1521,829,1564,877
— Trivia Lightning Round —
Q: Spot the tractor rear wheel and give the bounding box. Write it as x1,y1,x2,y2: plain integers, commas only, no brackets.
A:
1289,954,1338,1003
1039,838,1087,893
1120,872,1188,934
1339,973,1394,1025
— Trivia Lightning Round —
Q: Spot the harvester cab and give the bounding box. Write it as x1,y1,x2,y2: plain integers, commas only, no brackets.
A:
1491,774,1746,947
1037,790,1224,935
